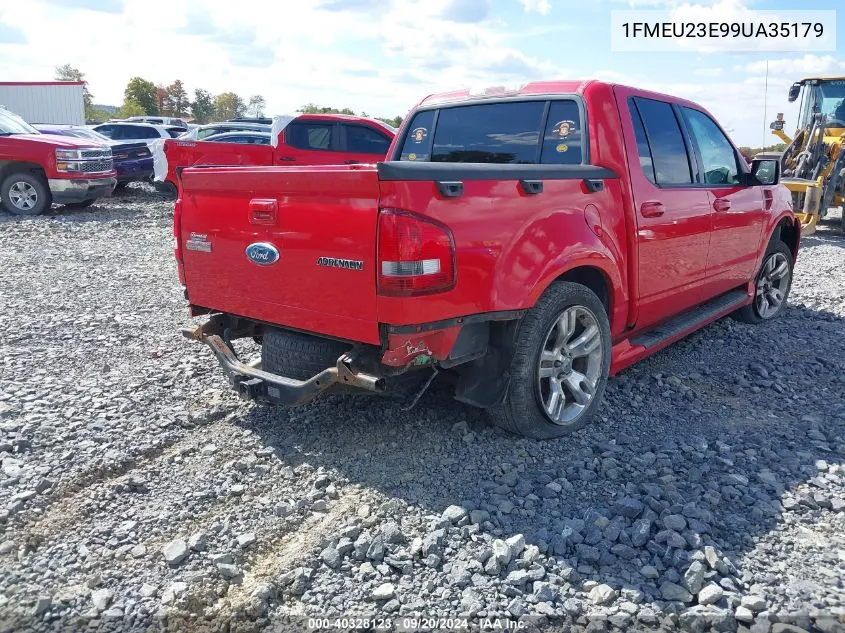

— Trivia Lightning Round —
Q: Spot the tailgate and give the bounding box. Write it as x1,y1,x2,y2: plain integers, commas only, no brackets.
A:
179,165,381,344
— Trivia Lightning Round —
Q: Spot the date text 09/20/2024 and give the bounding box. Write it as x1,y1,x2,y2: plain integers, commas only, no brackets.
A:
306,617,527,630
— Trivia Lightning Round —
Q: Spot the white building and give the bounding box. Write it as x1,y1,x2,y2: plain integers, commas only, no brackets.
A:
0,81,85,125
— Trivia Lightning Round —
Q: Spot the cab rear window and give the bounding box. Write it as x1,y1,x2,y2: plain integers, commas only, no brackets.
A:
398,98,585,165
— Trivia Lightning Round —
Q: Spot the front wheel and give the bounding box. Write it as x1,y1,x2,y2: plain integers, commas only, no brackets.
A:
0,172,52,216
732,241,793,324
488,282,611,439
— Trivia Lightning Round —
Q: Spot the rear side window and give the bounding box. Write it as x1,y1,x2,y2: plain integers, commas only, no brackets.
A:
632,98,693,185
398,99,586,164
629,101,656,184
540,100,583,165
286,122,335,151
431,102,544,163
398,110,435,161
345,124,391,155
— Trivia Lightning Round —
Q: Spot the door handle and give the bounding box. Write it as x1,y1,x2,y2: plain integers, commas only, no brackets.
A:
583,179,605,193
249,198,277,225
519,180,543,195
640,201,665,217
277,156,296,162
344,160,359,165
436,181,464,198
713,198,731,212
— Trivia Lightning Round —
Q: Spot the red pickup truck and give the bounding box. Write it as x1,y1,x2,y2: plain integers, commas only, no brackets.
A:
154,113,396,196
177,80,799,439
0,107,116,215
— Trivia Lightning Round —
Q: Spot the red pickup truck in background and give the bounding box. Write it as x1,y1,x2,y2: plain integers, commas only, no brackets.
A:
153,113,396,196
0,107,116,216
177,80,799,439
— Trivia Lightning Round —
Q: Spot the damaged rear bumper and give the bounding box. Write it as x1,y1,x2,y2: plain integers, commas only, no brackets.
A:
182,325,384,406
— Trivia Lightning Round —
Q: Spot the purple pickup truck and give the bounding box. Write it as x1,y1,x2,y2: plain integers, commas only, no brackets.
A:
33,124,154,188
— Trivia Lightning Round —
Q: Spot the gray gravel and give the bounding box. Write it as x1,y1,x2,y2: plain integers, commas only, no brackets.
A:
1,189,844,632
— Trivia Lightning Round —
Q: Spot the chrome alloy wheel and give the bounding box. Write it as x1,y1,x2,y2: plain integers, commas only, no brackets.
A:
755,252,790,319
8,181,37,211
537,305,603,425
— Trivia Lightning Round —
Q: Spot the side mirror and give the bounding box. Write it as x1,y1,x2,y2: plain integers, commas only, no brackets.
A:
787,82,801,103
751,158,780,186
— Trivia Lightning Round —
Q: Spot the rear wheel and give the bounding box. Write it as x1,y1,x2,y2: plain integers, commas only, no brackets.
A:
732,241,793,324
0,172,52,216
154,180,177,199
488,282,611,439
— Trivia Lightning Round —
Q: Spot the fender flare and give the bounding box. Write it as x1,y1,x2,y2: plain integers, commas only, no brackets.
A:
524,251,627,334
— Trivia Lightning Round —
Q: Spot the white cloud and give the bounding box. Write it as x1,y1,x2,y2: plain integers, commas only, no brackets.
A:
694,67,723,78
0,0,557,120
606,0,734,6
742,54,845,76
588,68,800,147
518,0,551,15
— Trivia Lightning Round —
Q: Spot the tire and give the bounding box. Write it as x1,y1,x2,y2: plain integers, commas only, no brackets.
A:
732,240,793,324
65,200,95,209
488,281,611,440
0,172,52,216
154,180,177,199
261,328,351,380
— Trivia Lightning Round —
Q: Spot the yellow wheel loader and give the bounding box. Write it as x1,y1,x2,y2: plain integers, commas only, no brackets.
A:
765,77,845,235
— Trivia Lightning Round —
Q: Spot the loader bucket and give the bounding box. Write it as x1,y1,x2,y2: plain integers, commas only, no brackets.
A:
781,179,821,236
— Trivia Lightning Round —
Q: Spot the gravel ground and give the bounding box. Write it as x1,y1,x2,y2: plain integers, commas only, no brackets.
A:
1,187,844,633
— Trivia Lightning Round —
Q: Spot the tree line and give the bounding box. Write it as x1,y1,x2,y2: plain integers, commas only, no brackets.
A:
737,144,788,162
56,65,403,127
119,76,265,123
298,103,403,128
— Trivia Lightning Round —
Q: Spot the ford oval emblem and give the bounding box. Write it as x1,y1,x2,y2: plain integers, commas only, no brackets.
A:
245,242,279,266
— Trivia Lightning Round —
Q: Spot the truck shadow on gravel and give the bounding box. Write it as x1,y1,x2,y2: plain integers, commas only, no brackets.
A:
226,302,845,628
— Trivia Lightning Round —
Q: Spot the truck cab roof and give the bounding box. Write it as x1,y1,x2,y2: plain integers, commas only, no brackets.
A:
415,80,707,114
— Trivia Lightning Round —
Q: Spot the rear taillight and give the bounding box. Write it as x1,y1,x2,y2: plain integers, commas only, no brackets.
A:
173,198,185,285
377,208,455,296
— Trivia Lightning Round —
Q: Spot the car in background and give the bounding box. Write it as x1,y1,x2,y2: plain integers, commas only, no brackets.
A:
178,122,270,141
93,122,184,145
125,116,189,129
153,113,396,197
33,124,154,188
228,116,273,125
0,107,115,215
198,131,271,145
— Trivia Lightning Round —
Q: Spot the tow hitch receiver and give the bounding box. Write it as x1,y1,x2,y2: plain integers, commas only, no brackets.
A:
182,326,385,406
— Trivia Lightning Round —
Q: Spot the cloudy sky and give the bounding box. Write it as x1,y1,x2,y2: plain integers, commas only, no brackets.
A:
0,0,842,147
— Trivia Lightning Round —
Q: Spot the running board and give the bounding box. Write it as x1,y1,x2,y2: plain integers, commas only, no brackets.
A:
630,290,749,349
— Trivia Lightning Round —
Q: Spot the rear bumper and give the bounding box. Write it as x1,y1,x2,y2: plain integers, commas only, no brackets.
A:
182,324,384,405
48,177,117,204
